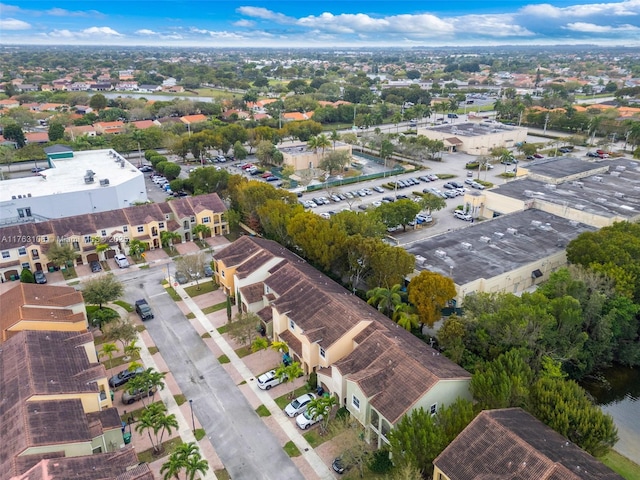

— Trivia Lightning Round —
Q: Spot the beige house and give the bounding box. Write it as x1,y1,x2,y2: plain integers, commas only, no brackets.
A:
0,283,89,342
0,193,227,282
279,142,352,171
214,236,472,440
417,121,527,155
433,408,623,480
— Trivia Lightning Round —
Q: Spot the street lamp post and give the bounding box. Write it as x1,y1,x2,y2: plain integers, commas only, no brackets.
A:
189,399,196,433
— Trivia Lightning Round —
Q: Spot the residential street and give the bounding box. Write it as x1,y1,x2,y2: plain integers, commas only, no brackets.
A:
120,266,305,480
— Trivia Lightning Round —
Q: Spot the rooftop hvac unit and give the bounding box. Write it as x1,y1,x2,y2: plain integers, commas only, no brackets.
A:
460,242,472,250
615,165,627,172
479,236,491,243
86,169,95,176
494,232,505,238
434,249,447,259
531,220,542,227
506,228,518,235
84,175,94,184
544,184,556,190
614,192,625,198
99,178,110,186
592,176,603,182
120,160,125,167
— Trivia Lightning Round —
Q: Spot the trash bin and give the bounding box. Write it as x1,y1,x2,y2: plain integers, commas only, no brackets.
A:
110,390,114,401
48,266,55,273
123,432,132,444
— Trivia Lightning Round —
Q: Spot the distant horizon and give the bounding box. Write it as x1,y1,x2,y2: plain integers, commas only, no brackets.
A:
1,1,640,48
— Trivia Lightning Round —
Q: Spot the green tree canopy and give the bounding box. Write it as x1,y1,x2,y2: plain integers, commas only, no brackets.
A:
376,199,421,232
407,271,457,326
82,274,124,309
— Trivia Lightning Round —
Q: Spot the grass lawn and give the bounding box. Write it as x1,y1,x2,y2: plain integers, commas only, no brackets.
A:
106,352,141,369
62,267,77,280
120,401,163,423
147,346,159,355
255,405,271,417
194,428,206,441
136,437,184,464
235,346,252,358
201,332,211,339
166,286,181,301
184,281,218,297
201,301,227,314
274,385,313,410
162,246,181,257
113,300,134,312
186,312,195,319
602,451,640,480
214,469,231,480
283,440,301,457
218,354,230,364
217,324,229,334
174,394,187,406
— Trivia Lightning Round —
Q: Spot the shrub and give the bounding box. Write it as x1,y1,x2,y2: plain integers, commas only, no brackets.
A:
369,448,393,474
307,371,317,390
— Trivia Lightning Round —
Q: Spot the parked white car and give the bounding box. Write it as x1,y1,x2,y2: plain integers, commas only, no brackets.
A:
256,370,284,390
284,393,316,417
296,409,323,429
114,254,130,268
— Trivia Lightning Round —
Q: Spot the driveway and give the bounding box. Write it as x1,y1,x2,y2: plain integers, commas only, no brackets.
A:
120,266,304,480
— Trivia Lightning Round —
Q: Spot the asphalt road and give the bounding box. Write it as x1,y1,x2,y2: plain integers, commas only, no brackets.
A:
119,266,304,480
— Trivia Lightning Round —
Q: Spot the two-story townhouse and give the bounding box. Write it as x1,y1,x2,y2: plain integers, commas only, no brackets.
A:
0,330,148,478
0,193,227,281
93,121,125,135
328,327,471,448
214,236,472,443
0,283,89,342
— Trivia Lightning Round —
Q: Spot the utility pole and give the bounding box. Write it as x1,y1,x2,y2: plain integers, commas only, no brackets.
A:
624,130,631,151
543,113,549,135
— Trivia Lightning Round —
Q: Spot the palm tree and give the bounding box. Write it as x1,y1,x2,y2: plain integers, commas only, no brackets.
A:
275,361,304,399
392,304,420,331
131,128,145,167
448,98,458,116
99,343,118,371
123,340,141,361
330,130,340,150
391,112,402,133
307,394,338,434
161,442,209,480
307,135,319,153
366,285,403,318
191,224,211,241
315,133,331,159
135,402,179,454
161,231,182,250
127,368,166,408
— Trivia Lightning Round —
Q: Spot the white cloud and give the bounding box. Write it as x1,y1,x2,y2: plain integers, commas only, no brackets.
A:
233,19,255,28
136,29,158,35
0,17,30,30
452,14,534,37
521,0,640,18
236,6,296,24
565,21,640,32
46,8,103,18
47,26,123,39
189,27,245,39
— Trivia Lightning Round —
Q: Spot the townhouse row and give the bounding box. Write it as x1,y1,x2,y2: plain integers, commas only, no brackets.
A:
0,192,227,282
0,283,153,479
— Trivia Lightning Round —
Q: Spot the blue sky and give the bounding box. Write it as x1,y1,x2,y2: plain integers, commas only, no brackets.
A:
1,1,640,47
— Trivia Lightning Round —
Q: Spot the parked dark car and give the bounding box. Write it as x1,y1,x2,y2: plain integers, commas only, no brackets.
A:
122,386,157,405
34,270,47,284
174,272,188,284
204,264,214,277
332,457,347,474
90,260,102,273
108,366,144,388
139,165,153,172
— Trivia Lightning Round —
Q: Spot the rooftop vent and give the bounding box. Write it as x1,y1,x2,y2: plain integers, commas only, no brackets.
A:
531,220,542,227
615,165,627,172
460,242,472,250
494,232,505,238
84,175,94,184
506,228,518,235
592,176,603,182
415,255,427,266
611,171,621,177
434,249,447,259
569,220,579,227
119,160,125,167
614,192,625,199
479,236,491,243
544,184,556,190
86,169,95,176
99,178,110,186
523,190,534,197
574,204,585,210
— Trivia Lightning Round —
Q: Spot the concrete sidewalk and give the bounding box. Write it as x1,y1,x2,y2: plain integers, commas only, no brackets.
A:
171,279,335,480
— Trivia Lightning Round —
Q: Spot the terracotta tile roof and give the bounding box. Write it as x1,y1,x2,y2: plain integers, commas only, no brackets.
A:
12,445,153,480
130,120,155,129
256,305,273,324
434,408,624,480
187,194,226,215
239,282,264,304
180,114,208,124
0,284,86,339
279,330,302,357
123,202,167,226
25,132,49,143
236,251,281,279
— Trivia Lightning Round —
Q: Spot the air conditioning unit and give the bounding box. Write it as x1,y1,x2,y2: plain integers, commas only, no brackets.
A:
99,178,110,186
84,175,94,184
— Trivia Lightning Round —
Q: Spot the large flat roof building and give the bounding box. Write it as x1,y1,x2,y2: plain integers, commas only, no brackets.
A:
1,147,147,226
417,121,527,155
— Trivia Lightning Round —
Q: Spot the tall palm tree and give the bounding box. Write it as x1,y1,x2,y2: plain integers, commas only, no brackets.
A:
135,403,179,454
184,446,209,480
392,303,420,331
307,135,319,153
99,343,118,371
366,284,403,318
391,112,402,133
330,130,340,150
315,133,331,159
160,451,184,479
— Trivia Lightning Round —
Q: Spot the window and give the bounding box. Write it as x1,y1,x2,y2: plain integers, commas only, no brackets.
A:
319,347,326,359
137,226,144,233
25,208,31,217
289,319,295,330
100,229,107,237
17,209,24,218
165,214,170,220
352,395,360,410
123,225,128,232
159,222,165,228
72,241,80,251
42,236,48,242
21,262,30,270
1,251,9,259
430,403,437,415
220,270,225,278
202,216,211,224
18,247,26,255
190,216,196,223
84,235,92,244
